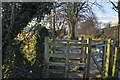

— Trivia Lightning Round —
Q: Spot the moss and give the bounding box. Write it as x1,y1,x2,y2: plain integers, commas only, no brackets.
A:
91,50,99,54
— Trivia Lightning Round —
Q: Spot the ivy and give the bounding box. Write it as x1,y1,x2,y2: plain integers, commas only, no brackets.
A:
68,8,72,11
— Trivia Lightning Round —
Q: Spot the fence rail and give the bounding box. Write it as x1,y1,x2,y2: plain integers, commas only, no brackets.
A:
44,37,118,79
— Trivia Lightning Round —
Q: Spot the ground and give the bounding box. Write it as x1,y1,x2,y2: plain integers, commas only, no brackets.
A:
49,58,101,78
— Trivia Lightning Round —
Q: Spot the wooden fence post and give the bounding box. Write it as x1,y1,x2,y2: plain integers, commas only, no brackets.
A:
44,37,49,78
109,39,114,76
65,43,70,78
114,47,120,78
84,38,92,79
80,37,84,63
84,46,87,63
102,41,107,73
105,38,111,77
83,39,89,79
112,47,118,77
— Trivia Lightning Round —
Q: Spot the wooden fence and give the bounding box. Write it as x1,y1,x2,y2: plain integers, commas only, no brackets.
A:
43,37,118,79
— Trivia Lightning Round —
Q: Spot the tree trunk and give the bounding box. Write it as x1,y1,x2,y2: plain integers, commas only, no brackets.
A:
118,1,120,47
71,21,76,40
53,2,56,41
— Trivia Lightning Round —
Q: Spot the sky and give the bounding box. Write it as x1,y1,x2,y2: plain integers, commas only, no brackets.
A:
39,1,119,29
93,1,118,23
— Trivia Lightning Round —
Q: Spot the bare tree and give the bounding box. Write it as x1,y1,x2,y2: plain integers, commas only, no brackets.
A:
54,1,101,39
109,0,120,46
77,19,97,36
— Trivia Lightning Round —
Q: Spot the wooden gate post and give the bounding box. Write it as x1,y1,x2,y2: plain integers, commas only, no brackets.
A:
105,38,113,77
84,38,92,79
114,47,120,78
80,37,84,63
109,39,114,77
102,41,107,73
44,37,49,78
112,47,118,77
65,43,70,78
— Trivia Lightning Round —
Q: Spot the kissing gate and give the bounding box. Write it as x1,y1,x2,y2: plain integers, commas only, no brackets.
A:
43,37,118,79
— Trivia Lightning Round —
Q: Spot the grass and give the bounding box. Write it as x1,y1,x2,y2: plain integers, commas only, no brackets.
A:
91,49,99,54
